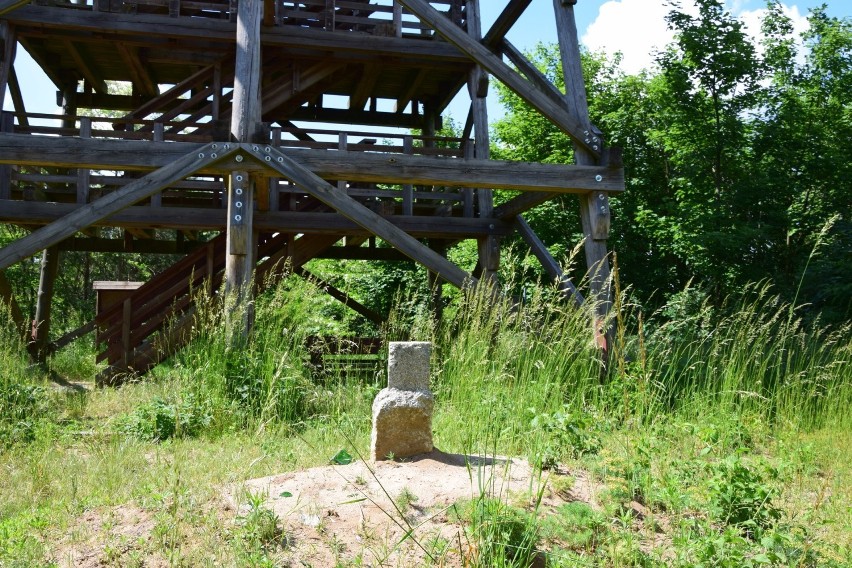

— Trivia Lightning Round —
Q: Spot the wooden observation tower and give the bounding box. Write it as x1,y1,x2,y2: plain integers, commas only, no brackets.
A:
0,0,624,379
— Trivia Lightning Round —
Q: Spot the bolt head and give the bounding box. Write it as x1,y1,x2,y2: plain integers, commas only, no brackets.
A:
235,201,243,209
236,174,244,182
235,188,243,195
265,146,272,153
198,153,205,159
211,153,218,159
595,175,603,182
235,155,244,163
234,214,242,222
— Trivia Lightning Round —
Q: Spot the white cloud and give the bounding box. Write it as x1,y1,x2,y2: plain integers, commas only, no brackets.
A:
738,4,810,62
582,0,810,74
582,0,696,75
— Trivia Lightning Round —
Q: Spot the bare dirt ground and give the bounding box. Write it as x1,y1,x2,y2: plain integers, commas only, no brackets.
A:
50,450,601,567
234,450,600,567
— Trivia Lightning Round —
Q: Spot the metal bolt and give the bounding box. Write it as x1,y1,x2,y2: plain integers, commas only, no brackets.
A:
235,201,243,209
212,144,218,149
595,175,603,182
584,130,590,136
236,174,244,182
235,188,243,196
223,144,230,150
234,214,242,222
198,153,205,159
489,224,495,230
277,157,284,163
265,156,272,162
265,146,272,153
211,153,218,159
598,193,606,200
600,206,607,214
235,155,244,163
593,137,600,143
593,145,599,151
585,138,591,144
252,145,260,152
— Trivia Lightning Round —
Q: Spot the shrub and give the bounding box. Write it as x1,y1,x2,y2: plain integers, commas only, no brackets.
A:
120,394,212,442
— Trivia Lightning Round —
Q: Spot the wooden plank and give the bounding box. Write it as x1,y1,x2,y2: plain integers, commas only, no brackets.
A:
0,134,624,192
244,145,473,288
7,6,471,63
514,215,583,306
77,117,91,204
0,201,511,237
349,64,381,111
0,143,236,270
397,0,599,158
500,39,567,108
0,0,29,17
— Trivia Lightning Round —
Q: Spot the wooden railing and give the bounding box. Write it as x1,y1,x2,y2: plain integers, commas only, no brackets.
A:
45,0,466,34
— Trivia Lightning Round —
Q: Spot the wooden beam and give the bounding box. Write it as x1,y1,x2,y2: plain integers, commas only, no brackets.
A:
116,43,159,97
8,6,471,64
226,0,262,306
0,21,16,110
244,145,473,289
0,134,624,193
119,64,215,122
482,0,532,49
553,0,611,351
396,68,428,113
0,143,236,270
349,64,381,111
64,40,108,94
397,0,599,158
0,201,511,237
8,66,27,127
0,0,28,17
500,39,567,108
466,0,499,285
295,267,384,325
514,215,583,306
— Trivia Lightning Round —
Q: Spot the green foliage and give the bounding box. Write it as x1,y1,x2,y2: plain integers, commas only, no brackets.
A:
529,406,603,468
492,3,851,324
706,456,781,536
457,497,539,568
120,394,212,442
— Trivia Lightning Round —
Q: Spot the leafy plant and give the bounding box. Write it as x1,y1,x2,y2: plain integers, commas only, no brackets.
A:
529,406,602,468
120,394,212,442
706,455,780,536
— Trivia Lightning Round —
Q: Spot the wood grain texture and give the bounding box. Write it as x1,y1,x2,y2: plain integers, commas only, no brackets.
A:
0,143,236,270
397,0,599,158
0,134,624,192
243,145,473,289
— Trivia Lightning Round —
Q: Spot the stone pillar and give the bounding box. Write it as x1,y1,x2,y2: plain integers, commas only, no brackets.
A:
371,342,434,461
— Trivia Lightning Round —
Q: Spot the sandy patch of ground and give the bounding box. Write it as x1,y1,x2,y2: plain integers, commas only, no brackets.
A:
50,505,167,568
233,450,601,567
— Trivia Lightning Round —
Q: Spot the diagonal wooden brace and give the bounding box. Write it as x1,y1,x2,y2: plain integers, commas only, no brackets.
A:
396,0,599,158
242,144,474,289
0,143,238,270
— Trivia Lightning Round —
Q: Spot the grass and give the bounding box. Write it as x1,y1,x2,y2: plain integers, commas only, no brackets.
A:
0,275,850,566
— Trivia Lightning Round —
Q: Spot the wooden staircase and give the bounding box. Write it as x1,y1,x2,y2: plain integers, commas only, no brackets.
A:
95,232,339,384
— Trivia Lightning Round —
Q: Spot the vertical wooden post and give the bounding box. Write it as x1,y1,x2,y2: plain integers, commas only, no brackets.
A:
402,135,414,215
77,117,91,204
393,2,403,37
553,0,612,353
121,297,132,369
150,122,164,207
337,132,347,191
466,0,499,285
0,22,16,111
227,0,263,335
0,111,13,200
31,246,60,363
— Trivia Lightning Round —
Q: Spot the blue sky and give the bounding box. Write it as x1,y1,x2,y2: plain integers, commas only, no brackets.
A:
4,0,850,121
